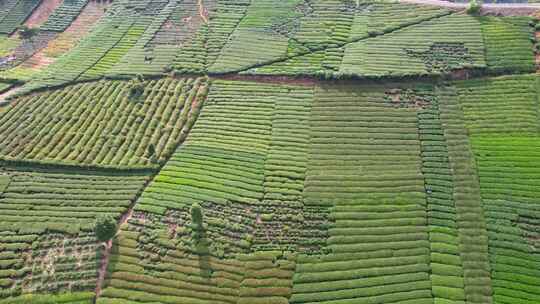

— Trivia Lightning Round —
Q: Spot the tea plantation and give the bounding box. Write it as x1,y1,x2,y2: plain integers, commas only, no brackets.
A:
0,0,540,303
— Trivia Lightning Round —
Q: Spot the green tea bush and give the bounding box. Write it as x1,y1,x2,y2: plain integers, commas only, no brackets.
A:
467,0,481,15
17,26,38,40
95,215,117,242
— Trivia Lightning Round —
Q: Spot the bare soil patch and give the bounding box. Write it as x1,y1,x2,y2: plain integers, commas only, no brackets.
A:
24,0,64,28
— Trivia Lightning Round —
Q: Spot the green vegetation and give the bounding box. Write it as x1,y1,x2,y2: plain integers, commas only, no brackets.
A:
0,0,42,35
40,0,89,32
456,75,538,135
0,1,539,304
455,75,540,302
0,162,149,233
0,292,94,304
1,0,534,92
17,26,38,40
480,17,536,73
95,215,118,242
0,77,208,168
189,203,205,244
0,229,100,299
467,0,482,15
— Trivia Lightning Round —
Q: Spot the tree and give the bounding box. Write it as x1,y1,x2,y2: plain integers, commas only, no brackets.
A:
95,214,117,242
467,0,481,15
190,203,204,242
128,74,145,100
18,26,38,40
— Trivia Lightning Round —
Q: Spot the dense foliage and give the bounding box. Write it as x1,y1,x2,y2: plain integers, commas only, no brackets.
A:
0,0,539,303
95,215,117,242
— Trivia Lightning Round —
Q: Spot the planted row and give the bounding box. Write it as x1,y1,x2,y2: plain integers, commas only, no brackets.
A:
0,162,150,233
0,77,208,168
0,229,99,300
293,84,432,303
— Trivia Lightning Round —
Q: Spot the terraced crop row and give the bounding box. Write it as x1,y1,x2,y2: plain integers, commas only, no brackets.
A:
471,137,540,304
247,2,450,76
341,14,485,77
107,0,179,76
40,0,110,60
418,88,466,303
0,0,110,82
208,0,302,73
205,0,250,67
3,75,540,304
109,0,249,77
263,84,313,204
169,0,210,73
292,84,433,304
0,292,94,304
0,162,150,233
439,85,493,303
98,222,296,304
40,0,89,32
23,0,149,90
480,16,536,73
1,1,535,94
0,0,42,35
243,5,463,76
136,79,280,214
0,0,20,24
0,77,207,168
80,21,148,80
0,229,99,299
455,75,540,303
126,78,540,304
456,75,538,136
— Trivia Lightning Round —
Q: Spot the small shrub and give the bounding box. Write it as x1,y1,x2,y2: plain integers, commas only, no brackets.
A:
18,26,38,40
94,215,117,242
128,74,145,100
467,0,481,15
190,203,205,242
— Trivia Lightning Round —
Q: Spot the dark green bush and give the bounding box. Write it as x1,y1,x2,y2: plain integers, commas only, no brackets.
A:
18,26,38,40
94,214,117,242
467,0,481,15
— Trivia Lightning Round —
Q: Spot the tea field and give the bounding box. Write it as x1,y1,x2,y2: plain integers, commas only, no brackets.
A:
1,0,540,303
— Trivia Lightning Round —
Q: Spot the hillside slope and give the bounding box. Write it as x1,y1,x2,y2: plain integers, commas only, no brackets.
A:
1,1,540,304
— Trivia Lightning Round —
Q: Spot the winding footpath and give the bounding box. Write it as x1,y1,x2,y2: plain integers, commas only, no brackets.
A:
400,0,540,14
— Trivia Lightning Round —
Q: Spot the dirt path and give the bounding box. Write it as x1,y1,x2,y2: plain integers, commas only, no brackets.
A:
94,208,134,297
198,0,208,24
24,0,63,28
0,85,22,105
401,0,540,9
43,1,111,58
536,32,540,72
400,0,540,15
214,74,318,86
94,239,112,297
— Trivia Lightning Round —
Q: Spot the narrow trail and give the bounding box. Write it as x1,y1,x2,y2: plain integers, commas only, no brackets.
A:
401,0,540,9
94,207,135,298
536,31,540,71
23,0,63,28
0,86,22,106
94,239,112,298
198,0,208,24
400,0,540,15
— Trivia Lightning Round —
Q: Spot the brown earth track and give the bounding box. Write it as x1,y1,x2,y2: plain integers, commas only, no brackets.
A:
0,85,22,105
198,0,209,24
94,207,134,297
213,74,319,86
400,0,540,16
536,31,540,72
42,0,111,59
24,0,64,28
